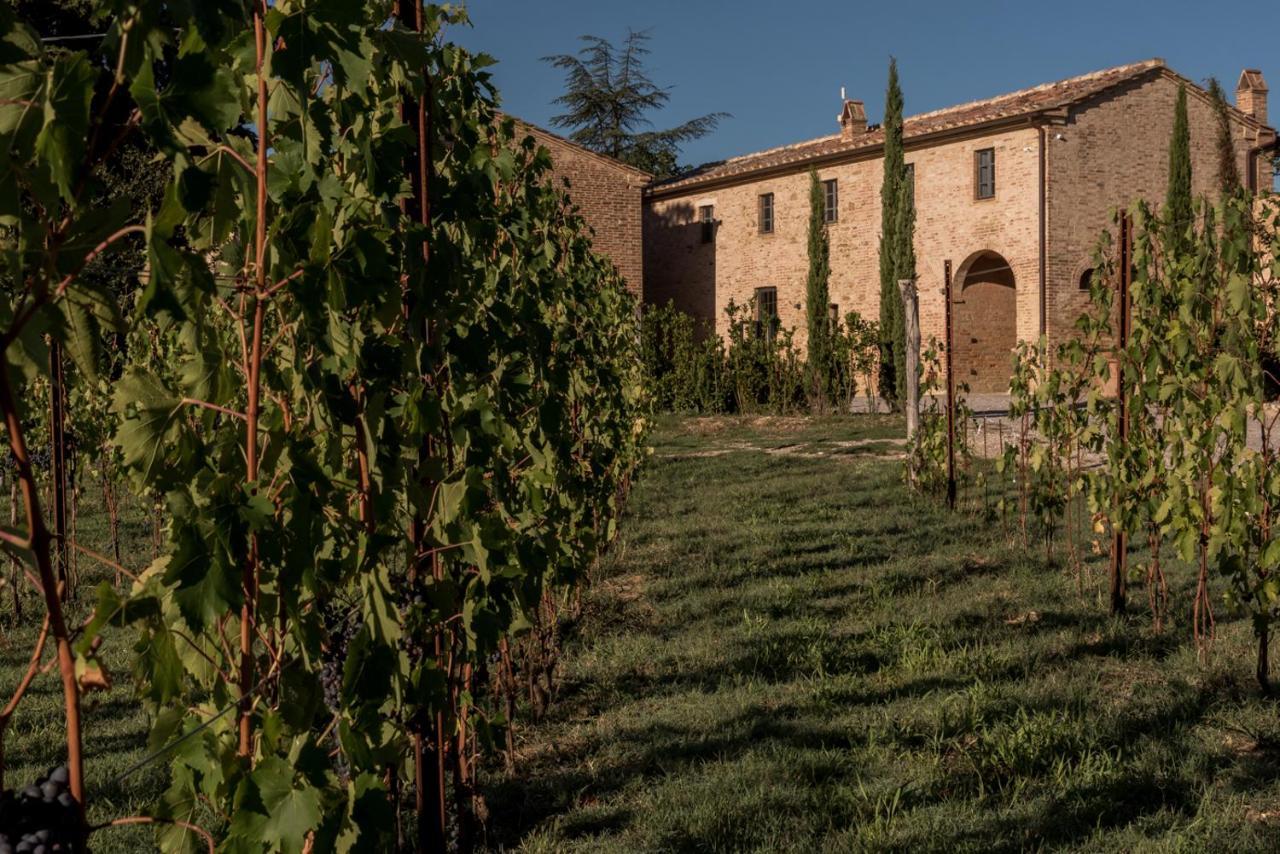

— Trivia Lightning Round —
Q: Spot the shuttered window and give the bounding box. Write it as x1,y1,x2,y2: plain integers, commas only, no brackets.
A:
975,148,996,199
759,193,775,234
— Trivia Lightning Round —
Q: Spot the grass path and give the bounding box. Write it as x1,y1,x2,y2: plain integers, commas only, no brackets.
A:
483,415,1280,852
0,491,165,852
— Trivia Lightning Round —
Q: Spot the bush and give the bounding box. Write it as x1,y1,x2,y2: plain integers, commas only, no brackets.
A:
641,300,880,415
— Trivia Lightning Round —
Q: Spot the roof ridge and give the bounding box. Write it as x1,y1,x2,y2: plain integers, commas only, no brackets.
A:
903,58,1164,124
655,58,1176,192
713,60,1164,170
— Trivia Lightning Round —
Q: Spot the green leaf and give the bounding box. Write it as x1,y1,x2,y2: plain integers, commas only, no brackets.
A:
137,625,184,705
34,52,95,198
165,515,240,632
112,370,181,480
233,756,323,854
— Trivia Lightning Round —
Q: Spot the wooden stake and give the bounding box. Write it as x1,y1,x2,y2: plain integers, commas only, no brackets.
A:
943,260,957,509
899,278,920,444
1109,212,1132,616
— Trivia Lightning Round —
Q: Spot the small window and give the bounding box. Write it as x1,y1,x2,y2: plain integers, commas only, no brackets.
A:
975,148,995,200
699,205,715,243
754,287,778,339
904,162,916,209
759,193,775,234
823,179,838,223
1078,268,1095,291
828,303,839,327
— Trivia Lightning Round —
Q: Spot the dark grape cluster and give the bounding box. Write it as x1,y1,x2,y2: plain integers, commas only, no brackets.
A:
0,767,83,853
320,607,360,714
25,449,51,473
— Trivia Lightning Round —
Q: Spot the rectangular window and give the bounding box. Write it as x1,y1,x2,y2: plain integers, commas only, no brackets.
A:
904,162,916,209
975,148,995,199
758,193,774,234
823,179,838,223
828,303,839,327
699,205,715,243
754,286,778,340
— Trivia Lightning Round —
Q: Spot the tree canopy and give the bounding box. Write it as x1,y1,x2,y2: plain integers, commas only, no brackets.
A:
543,29,727,178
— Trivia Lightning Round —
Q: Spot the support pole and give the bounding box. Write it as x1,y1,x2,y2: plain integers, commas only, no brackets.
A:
899,278,920,443
49,340,69,601
944,259,957,510
394,1,448,849
1109,212,1132,616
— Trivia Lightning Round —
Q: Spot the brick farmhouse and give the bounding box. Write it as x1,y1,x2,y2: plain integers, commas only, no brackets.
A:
642,60,1278,392
513,119,650,294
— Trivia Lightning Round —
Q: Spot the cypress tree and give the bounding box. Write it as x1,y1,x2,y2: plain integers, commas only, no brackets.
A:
892,174,916,404
878,58,905,407
1164,83,1193,252
806,168,832,407
1207,77,1241,199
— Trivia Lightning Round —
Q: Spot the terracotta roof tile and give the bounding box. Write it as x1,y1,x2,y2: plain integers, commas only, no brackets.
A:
651,59,1206,193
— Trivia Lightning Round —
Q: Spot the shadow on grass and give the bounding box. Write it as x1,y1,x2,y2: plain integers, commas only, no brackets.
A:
481,417,1280,851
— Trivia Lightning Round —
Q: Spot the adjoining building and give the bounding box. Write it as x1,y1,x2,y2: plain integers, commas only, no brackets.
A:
513,119,651,294
643,60,1277,392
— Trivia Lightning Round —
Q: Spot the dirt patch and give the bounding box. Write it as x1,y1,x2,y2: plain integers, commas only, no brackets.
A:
657,440,758,459
680,417,733,436
603,573,646,605
828,438,906,449
658,432,908,462
1245,805,1280,826
745,415,813,432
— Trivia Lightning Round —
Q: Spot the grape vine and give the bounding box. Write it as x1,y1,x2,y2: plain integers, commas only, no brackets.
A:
1,1,646,849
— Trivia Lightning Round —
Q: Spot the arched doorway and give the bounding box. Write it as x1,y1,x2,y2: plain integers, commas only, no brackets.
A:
953,250,1016,393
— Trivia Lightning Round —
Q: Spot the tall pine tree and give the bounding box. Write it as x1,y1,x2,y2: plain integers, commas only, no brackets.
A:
878,58,906,407
1165,84,1193,252
806,168,832,407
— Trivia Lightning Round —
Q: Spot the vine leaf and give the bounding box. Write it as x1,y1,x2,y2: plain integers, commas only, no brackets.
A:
230,756,323,853
112,370,182,481
35,52,94,198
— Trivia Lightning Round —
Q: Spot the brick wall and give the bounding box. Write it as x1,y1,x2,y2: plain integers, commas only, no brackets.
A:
644,68,1276,394
520,123,649,294
1044,71,1266,344
645,126,1042,391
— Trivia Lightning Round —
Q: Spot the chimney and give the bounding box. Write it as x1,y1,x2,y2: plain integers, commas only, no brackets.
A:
1236,69,1268,126
838,99,867,139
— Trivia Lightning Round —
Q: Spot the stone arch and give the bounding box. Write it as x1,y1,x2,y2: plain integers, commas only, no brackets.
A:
1072,257,1098,292
953,250,1017,393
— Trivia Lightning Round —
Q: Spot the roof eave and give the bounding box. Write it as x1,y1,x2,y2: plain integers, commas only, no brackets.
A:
505,115,655,182
647,64,1280,200
646,112,1050,200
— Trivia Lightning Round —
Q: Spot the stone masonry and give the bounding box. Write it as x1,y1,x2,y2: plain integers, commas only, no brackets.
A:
643,60,1278,393
515,120,650,294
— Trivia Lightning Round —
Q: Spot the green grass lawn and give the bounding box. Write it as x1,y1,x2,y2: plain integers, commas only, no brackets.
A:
1,487,164,852
481,414,1280,853
6,415,1280,852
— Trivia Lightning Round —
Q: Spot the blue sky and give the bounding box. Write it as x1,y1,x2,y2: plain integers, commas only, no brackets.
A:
454,0,1278,168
